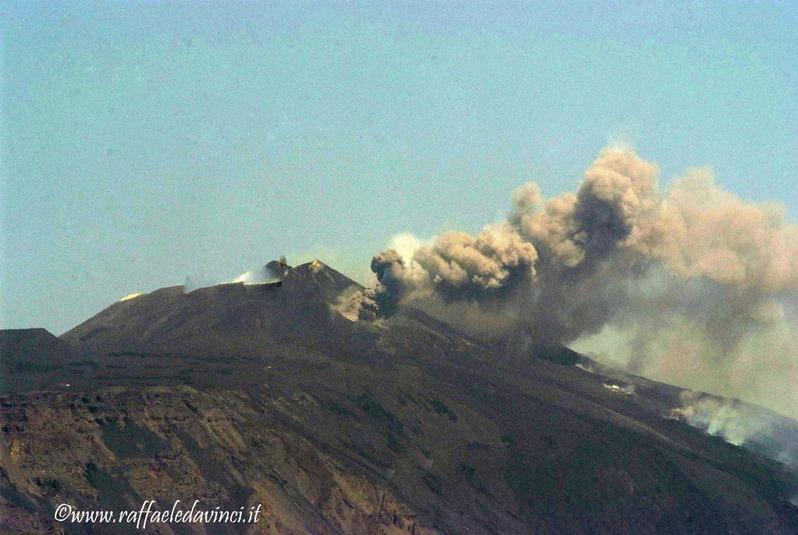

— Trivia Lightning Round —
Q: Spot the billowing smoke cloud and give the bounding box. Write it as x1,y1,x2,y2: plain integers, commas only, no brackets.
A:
356,147,798,419
669,391,772,446
669,391,798,467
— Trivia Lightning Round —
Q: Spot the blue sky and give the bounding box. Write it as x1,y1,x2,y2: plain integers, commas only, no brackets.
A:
2,1,797,334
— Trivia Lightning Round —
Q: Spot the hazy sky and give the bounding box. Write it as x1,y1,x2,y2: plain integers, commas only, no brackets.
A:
2,1,797,334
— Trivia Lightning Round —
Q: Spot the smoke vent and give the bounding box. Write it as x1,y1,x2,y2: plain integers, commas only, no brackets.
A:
265,258,291,281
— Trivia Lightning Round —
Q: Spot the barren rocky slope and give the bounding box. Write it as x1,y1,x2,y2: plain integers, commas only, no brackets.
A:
2,261,797,534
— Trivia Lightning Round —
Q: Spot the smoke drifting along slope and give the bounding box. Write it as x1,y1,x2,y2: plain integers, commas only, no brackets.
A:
355,147,798,419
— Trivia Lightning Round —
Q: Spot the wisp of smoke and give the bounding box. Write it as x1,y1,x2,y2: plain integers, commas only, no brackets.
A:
184,262,283,293
354,147,798,419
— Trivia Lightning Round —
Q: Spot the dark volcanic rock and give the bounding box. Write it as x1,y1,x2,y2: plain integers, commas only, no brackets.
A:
2,261,798,534
0,328,90,392
60,260,362,361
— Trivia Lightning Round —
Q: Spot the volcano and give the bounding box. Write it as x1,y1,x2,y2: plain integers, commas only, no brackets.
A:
1,260,797,534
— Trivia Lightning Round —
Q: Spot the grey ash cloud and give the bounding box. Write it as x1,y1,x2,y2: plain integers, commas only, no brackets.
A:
354,147,798,418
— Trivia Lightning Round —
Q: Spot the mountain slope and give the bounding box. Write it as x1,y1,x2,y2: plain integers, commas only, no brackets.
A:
0,328,88,392
61,260,361,359
1,261,797,534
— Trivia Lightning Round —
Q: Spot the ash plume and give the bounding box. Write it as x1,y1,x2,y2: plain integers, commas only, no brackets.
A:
356,147,798,418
